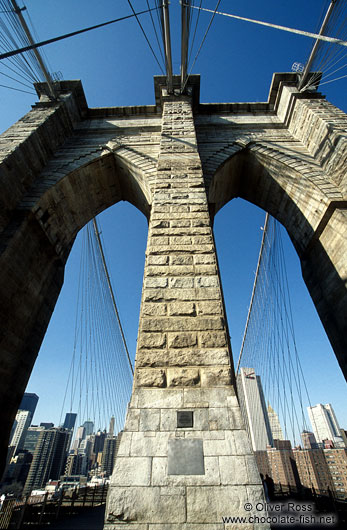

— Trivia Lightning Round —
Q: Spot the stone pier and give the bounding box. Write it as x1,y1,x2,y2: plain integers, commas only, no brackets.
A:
104,95,265,528
0,73,346,522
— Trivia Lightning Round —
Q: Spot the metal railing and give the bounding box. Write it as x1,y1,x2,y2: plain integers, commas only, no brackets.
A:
0,484,108,529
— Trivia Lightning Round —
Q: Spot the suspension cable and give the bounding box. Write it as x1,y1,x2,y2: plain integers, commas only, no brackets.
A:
181,0,221,93
126,0,164,74
187,3,347,47
92,218,133,376
0,5,161,61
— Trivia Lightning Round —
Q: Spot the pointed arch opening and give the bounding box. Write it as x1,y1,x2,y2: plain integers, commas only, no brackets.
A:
209,148,347,381
0,150,152,471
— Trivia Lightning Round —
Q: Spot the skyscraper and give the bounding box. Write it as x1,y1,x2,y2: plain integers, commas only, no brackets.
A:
23,426,46,455
101,437,117,476
24,428,70,495
308,404,344,447
267,404,284,441
83,420,94,437
63,412,77,431
108,416,115,436
237,367,273,451
9,410,31,454
19,393,39,422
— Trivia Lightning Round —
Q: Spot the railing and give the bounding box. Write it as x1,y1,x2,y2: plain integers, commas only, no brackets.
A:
0,484,108,529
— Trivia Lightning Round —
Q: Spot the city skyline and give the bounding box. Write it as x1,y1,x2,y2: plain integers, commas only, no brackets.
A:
14,391,347,451
0,1,346,427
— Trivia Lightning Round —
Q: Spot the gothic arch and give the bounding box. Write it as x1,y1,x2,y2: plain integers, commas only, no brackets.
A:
0,149,152,470
208,146,347,382
30,150,152,252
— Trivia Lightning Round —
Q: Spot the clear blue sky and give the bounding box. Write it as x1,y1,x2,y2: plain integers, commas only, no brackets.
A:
0,1,346,434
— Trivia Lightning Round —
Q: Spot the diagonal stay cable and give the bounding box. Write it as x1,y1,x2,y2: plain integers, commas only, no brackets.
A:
182,0,221,92
146,0,165,66
188,3,347,47
0,5,161,60
188,0,203,66
126,0,164,74
92,218,134,376
0,81,34,93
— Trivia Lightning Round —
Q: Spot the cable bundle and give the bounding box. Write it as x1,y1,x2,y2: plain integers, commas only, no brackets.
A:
0,0,52,94
60,217,133,436
236,215,312,448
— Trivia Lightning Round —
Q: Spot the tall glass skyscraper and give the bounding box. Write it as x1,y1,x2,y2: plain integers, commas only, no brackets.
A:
237,367,273,451
308,403,344,447
63,412,77,431
19,393,39,422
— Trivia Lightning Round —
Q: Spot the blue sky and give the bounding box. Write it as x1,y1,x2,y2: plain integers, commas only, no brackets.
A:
0,1,346,435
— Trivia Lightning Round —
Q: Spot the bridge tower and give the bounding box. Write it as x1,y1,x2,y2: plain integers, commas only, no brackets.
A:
0,72,346,527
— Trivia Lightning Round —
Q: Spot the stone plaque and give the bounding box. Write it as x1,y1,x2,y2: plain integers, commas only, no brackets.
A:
168,438,205,475
177,410,193,428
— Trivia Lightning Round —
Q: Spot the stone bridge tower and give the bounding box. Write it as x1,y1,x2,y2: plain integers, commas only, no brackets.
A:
0,73,346,527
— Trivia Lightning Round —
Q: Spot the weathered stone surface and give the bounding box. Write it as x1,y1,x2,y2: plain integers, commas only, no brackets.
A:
147,255,169,265
110,457,152,486
169,277,194,289
169,255,193,265
167,368,200,387
246,454,262,484
115,432,132,456
184,387,235,407
136,388,184,409
136,369,166,388
168,332,197,348
186,485,249,523
201,367,232,387
130,432,170,457
138,333,166,349
226,430,253,456
139,409,160,431
209,407,231,430
194,254,216,264
196,301,222,315
106,486,186,524
144,277,168,289
143,287,221,302
142,303,167,316
125,409,140,431
141,316,224,332
199,331,227,348
169,302,196,316
228,406,244,429
136,348,230,367
219,456,248,485
104,522,148,530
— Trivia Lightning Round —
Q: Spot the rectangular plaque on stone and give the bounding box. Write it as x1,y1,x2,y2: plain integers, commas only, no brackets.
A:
168,438,205,475
177,410,193,428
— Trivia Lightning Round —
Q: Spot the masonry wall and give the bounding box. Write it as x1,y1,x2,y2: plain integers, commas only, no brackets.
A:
104,97,266,528
0,74,346,523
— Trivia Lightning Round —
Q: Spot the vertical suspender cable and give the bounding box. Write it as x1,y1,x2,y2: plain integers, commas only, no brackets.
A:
92,218,134,376
10,0,56,98
181,0,190,91
299,0,338,90
162,0,173,93
236,213,269,375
